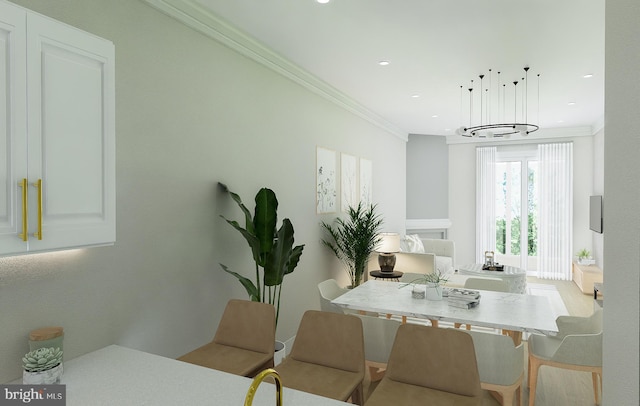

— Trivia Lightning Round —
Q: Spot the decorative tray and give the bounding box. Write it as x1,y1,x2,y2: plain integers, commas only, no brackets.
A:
482,264,504,271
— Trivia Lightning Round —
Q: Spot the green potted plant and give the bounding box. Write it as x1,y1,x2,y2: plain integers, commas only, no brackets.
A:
22,347,63,384
321,202,383,288
218,183,305,329
576,248,592,265
400,271,449,300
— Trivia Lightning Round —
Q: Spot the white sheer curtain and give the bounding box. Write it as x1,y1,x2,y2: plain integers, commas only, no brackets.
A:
537,142,573,280
476,147,496,263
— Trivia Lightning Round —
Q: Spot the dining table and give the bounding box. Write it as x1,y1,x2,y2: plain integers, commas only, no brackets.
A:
331,280,559,344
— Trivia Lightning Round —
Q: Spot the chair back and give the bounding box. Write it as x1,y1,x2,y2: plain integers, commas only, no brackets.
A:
213,299,275,355
318,279,348,313
464,277,510,292
466,329,524,386
354,314,400,364
290,310,364,373
385,324,481,397
552,307,603,366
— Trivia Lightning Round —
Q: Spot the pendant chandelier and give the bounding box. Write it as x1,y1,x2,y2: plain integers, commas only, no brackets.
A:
456,67,540,138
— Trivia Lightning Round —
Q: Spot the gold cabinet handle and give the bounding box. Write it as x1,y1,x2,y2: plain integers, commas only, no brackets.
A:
18,178,28,241
33,179,43,240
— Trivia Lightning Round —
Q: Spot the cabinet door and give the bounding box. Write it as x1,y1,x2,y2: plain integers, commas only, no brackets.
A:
0,2,28,256
26,13,115,251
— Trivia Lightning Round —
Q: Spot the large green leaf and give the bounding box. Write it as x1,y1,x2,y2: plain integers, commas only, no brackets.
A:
254,188,278,260
285,244,305,276
264,219,295,286
220,263,259,301
219,182,254,235
220,217,261,264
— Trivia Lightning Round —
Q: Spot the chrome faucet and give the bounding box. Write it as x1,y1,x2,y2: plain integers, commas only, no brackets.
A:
244,368,283,406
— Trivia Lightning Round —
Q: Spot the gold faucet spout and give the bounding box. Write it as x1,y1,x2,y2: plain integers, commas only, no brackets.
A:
244,368,283,406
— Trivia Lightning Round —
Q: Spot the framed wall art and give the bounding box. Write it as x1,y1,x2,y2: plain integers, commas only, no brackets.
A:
316,147,337,213
359,158,373,207
341,153,357,212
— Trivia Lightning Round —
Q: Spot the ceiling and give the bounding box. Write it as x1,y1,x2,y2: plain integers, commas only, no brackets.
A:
192,0,605,139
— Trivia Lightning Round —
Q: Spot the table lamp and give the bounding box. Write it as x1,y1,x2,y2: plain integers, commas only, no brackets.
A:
377,232,400,272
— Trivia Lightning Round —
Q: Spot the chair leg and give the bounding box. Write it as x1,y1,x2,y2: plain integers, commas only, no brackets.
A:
430,319,439,328
517,384,522,406
528,356,540,406
503,389,514,406
454,322,462,329
350,383,364,406
592,372,600,405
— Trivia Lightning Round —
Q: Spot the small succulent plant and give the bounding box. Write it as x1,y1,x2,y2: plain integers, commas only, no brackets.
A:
22,347,63,372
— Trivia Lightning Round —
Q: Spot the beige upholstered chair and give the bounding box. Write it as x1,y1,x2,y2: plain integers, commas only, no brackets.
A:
317,278,349,314
177,299,275,378
354,314,401,381
275,310,365,405
366,324,482,406
466,329,524,406
528,308,603,406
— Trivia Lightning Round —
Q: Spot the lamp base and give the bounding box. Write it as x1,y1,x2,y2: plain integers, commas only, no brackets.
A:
378,253,396,272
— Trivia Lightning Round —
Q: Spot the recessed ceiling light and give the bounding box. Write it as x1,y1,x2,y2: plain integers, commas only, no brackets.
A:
445,128,452,132
431,115,438,118
583,74,594,78
316,0,330,3
568,102,576,106
558,120,565,123
411,94,420,98
378,60,390,66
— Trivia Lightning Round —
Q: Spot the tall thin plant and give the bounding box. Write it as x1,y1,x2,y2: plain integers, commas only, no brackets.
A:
321,202,383,287
218,183,304,328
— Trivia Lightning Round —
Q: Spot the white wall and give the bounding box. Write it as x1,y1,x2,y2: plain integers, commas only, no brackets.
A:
448,137,597,268
0,0,406,382
603,0,640,403
406,134,448,219
592,127,605,268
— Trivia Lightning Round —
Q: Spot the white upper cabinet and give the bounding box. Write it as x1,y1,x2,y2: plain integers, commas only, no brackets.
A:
0,1,115,256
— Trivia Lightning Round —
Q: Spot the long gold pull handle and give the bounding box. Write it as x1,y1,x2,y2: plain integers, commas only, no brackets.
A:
18,178,28,241
33,179,43,240
244,368,283,406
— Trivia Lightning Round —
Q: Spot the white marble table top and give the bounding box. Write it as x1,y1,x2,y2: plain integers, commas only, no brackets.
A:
13,345,349,405
332,280,558,335
459,263,527,276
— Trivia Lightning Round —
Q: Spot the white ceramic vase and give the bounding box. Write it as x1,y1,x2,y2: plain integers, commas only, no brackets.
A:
274,341,286,366
426,283,443,301
23,363,63,384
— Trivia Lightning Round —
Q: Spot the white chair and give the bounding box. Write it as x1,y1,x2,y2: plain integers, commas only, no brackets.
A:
455,277,510,330
528,308,603,406
464,277,510,292
354,314,401,381
317,279,348,314
466,329,524,406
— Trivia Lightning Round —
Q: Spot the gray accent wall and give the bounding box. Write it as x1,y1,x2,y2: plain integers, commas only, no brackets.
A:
604,0,640,403
0,0,406,382
406,134,448,219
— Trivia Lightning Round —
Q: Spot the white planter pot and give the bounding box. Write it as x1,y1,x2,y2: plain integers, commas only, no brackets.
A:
274,341,286,366
411,284,426,299
23,363,63,384
426,284,443,301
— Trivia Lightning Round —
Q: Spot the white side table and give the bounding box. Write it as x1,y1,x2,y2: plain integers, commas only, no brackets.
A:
458,264,527,294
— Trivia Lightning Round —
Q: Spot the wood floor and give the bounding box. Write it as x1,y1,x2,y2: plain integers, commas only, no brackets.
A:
361,277,598,406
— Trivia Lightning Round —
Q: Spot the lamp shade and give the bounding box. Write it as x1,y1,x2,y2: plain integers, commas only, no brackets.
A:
377,233,400,253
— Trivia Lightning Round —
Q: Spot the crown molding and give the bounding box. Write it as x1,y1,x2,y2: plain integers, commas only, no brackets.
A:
143,0,408,141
